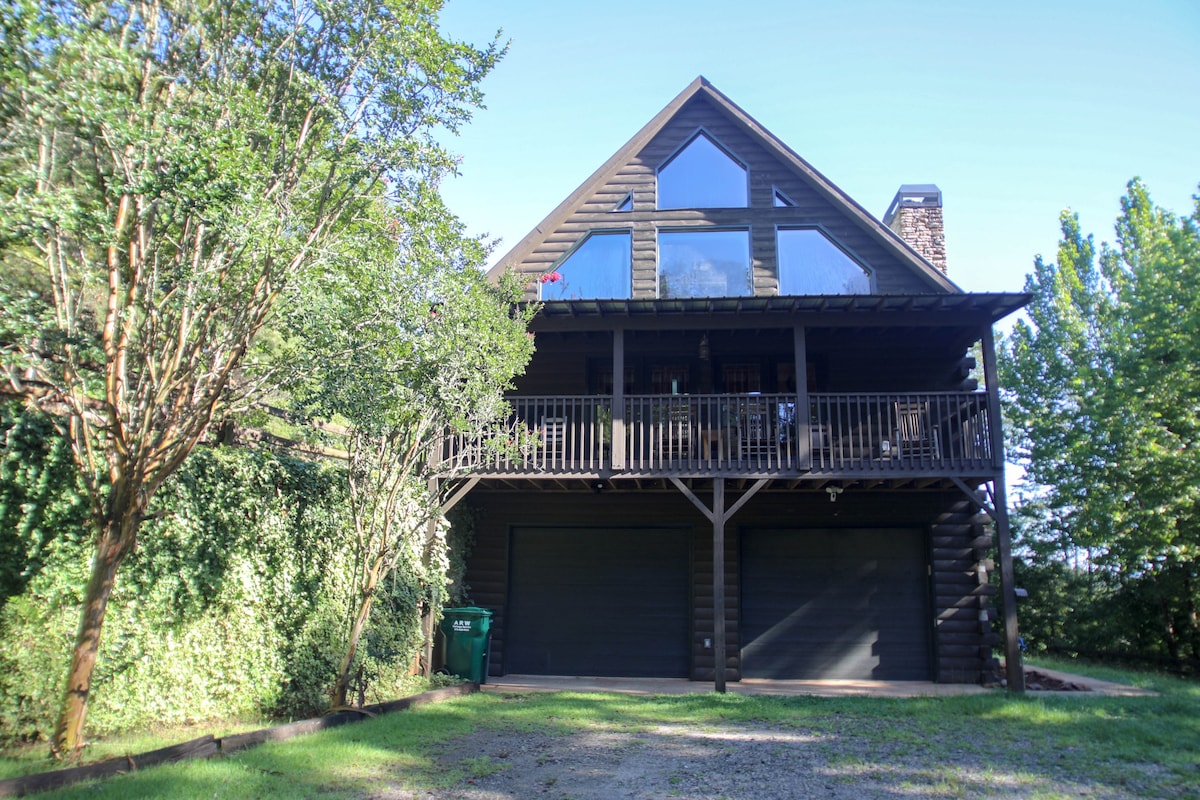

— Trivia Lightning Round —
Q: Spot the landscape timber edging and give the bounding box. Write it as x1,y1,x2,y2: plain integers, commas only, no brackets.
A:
0,682,479,798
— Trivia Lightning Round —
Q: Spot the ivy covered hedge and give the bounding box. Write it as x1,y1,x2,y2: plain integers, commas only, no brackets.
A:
0,405,430,742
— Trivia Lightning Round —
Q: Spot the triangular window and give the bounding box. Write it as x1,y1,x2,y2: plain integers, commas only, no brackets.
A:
777,229,871,295
773,187,796,207
657,131,748,210
540,231,632,300
612,192,633,212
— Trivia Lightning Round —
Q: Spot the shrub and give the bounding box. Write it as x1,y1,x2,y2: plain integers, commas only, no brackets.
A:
0,435,433,742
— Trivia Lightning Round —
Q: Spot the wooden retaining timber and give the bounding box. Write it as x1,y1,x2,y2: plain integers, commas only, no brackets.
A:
0,684,478,798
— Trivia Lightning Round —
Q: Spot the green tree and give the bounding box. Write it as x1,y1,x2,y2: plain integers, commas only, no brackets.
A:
1003,180,1200,663
279,185,534,708
0,0,499,754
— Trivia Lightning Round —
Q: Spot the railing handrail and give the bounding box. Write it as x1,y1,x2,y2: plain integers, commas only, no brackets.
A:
443,391,994,477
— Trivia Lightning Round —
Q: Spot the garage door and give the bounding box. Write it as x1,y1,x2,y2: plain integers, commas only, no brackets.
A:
506,527,690,677
741,528,931,680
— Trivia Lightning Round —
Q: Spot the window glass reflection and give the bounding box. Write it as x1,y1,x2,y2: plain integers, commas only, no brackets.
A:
777,229,871,294
658,133,747,209
658,229,752,298
540,232,632,300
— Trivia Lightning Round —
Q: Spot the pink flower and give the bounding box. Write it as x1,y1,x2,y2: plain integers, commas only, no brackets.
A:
539,271,562,284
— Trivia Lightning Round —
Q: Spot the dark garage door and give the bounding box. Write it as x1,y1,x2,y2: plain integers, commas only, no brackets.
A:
506,527,690,677
741,528,931,680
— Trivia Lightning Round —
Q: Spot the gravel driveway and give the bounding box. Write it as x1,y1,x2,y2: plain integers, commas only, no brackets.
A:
378,717,1141,800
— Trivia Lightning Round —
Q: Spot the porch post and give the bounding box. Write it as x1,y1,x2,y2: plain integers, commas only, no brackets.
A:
612,327,626,470
713,478,726,693
794,326,811,468
981,327,1024,692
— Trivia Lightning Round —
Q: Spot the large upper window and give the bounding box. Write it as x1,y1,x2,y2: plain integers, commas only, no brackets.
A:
657,132,748,209
658,229,752,298
540,232,632,300
777,229,871,295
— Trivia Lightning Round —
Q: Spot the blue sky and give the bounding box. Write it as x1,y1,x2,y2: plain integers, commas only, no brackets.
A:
436,0,1200,298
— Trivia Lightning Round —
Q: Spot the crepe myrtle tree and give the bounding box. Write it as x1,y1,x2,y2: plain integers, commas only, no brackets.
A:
279,184,535,709
0,0,501,755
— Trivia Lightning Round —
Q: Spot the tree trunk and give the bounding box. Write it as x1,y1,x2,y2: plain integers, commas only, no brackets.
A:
1183,574,1200,662
1160,597,1181,662
51,516,135,757
331,579,378,708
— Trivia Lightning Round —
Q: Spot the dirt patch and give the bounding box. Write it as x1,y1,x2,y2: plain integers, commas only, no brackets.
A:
375,719,1123,800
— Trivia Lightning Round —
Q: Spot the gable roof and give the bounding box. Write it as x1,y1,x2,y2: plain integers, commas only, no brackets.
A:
488,77,960,294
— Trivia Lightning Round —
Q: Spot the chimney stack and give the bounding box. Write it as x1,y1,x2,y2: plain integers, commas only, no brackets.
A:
883,184,946,274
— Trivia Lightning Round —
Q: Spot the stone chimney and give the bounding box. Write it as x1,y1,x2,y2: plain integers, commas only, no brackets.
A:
883,184,946,274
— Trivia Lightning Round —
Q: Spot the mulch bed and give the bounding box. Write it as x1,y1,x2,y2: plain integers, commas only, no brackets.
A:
1024,669,1092,691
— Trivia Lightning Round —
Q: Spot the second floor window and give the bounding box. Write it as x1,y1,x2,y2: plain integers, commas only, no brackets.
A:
777,228,872,295
541,231,632,300
657,131,748,210
658,229,752,299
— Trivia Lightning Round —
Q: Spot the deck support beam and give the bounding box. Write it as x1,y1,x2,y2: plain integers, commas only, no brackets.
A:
978,325,1025,692
669,477,768,692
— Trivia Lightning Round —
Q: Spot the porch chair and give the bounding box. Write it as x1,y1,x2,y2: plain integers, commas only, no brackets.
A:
892,401,940,462
540,416,567,466
662,402,693,461
738,398,774,461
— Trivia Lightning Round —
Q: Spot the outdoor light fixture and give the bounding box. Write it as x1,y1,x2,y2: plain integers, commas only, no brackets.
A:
699,333,710,360
826,485,843,503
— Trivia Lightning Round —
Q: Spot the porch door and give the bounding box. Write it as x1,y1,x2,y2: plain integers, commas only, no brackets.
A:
506,526,690,677
740,528,931,680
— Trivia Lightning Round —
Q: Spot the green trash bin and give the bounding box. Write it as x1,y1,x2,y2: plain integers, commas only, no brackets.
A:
439,607,493,683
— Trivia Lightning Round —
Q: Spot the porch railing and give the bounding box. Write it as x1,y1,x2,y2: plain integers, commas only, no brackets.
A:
809,392,993,471
441,391,994,476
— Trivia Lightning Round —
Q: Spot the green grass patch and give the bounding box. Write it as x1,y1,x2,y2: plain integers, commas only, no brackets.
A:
3,665,1197,799
0,718,269,781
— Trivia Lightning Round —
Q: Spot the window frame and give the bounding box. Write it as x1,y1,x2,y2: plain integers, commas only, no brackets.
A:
772,186,797,207
655,226,754,300
539,228,634,301
774,225,876,296
655,127,750,210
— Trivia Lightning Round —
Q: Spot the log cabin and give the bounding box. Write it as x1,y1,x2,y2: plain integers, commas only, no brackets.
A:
437,77,1029,689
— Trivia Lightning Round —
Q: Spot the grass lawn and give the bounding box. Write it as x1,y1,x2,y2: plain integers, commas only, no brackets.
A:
2,662,1197,799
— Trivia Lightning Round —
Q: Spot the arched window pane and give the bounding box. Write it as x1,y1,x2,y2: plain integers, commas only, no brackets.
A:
659,229,752,298
540,232,632,300
777,229,871,295
658,133,747,210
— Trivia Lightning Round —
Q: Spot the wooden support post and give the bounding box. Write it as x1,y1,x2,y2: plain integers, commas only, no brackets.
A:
794,326,811,469
669,477,766,693
981,327,1024,692
612,328,626,470
713,478,726,693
